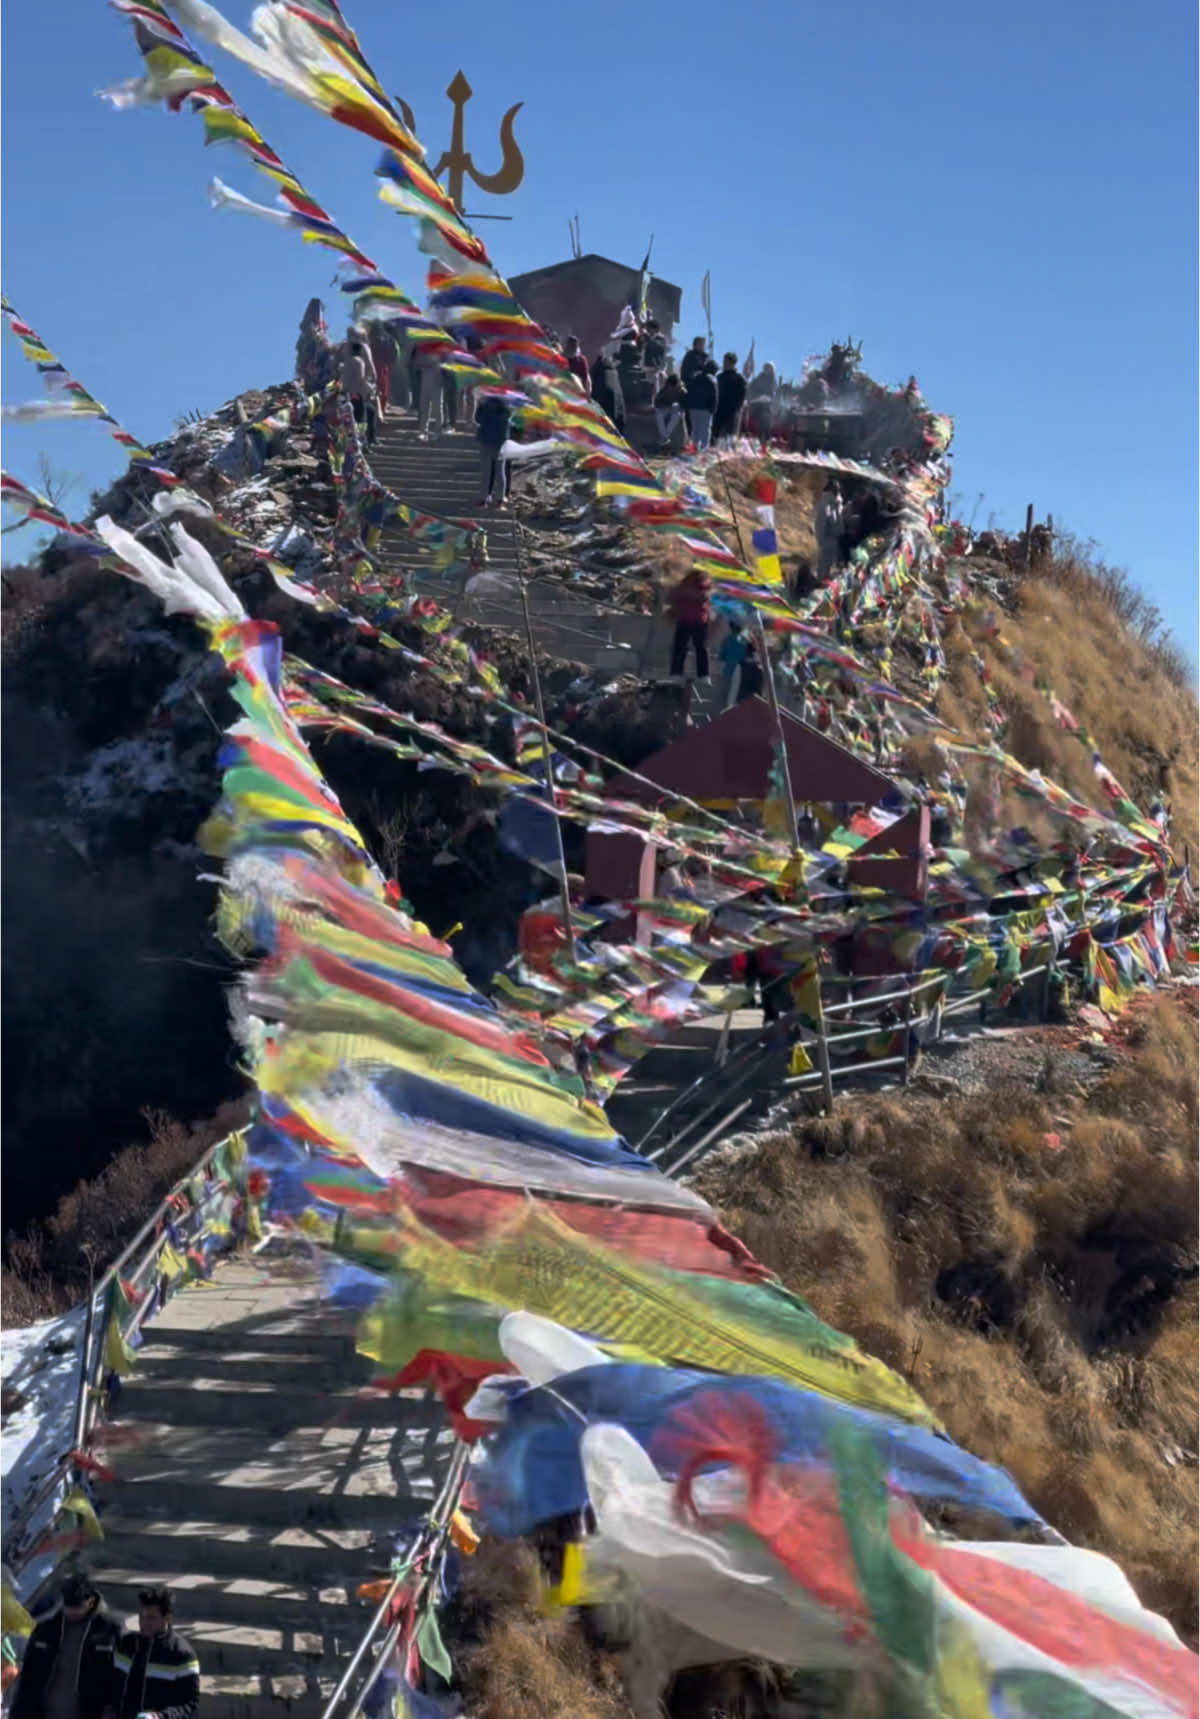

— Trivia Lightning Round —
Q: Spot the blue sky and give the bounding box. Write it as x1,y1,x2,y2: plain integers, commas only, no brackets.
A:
3,0,1196,657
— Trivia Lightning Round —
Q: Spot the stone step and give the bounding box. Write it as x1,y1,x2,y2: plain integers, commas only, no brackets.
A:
369,456,478,471
113,1381,410,1430
371,452,500,468
93,1518,379,1586
103,1475,443,1529
133,1326,358,1362
88,1568,363,1629
117,1609,360,1678
98,1415,447,1490
200,1666,338,1719
127,1353,371,1388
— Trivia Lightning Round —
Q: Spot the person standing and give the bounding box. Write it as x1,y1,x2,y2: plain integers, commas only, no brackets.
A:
414,347,443,438
746,360,778,437
339,331,378,446
387,321,413,412
667,566,712,679
367,324,395,418
736,631,764,702
440,364,459,432
814,480,844,579
685,360,718,452
679,336,709,439
712,352,747,443
475,392,512,508
653,373,685,449
641,318,667,387
10,1575,119,1719
111,1588,199,1719
718,618,748,709
679,336,709,388
563,335,590,393
590,352,625,434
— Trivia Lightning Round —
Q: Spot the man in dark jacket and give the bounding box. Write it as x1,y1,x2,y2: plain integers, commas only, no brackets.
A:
679,336,709,388
11,1575,120,1719
684,361,718,451
475,393,513,507
712,352,747,442
641,319,667,379
111,1588,199,1719
589,353,625,433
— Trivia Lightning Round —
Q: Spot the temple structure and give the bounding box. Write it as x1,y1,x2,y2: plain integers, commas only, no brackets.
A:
584,698,924,902
508,254,682,366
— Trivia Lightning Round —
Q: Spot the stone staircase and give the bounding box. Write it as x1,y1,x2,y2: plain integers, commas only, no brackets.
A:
606,1010,779,1158
369,407,649,674
88,1258,453,1719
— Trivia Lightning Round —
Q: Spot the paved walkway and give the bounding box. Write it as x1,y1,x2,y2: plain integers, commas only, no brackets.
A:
89,1255,453,1719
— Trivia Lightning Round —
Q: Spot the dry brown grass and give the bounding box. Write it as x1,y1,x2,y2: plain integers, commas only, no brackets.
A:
448,1539,631,1719
1,1100,248,1325
944,550,1199,860
692,995,1199,1645
710,457,824,573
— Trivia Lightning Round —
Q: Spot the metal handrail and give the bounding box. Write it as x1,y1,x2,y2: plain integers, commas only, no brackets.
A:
635,1022,778,1155
648,1034,782,1167
319,1442,468,1719
2,1134,238,1581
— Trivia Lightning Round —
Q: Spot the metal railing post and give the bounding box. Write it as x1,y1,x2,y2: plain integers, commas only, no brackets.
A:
814,981,835,1116
72,1248,99,1455
901,987,914,1085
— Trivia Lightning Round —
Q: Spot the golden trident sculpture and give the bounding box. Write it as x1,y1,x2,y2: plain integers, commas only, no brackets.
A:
396,72,524,214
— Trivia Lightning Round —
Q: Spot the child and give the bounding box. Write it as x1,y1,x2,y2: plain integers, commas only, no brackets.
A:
718,619,749,709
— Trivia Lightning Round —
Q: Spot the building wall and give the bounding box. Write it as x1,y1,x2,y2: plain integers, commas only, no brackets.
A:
509,256,682,366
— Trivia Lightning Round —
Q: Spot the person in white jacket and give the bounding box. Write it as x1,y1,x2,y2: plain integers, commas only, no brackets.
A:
339,330,378,446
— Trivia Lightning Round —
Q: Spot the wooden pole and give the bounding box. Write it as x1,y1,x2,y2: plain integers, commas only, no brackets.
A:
516,533,577,964
1023,502,1034,567
758,611,802,855
719,469,802,856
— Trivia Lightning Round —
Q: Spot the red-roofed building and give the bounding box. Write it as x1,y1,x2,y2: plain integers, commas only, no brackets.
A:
586,698,918,902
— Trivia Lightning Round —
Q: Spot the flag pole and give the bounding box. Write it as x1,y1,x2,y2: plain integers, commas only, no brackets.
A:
719,469,800,856
516,525,577,963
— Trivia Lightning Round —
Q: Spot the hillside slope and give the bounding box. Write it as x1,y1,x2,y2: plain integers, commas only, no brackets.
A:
694,988,1198,1647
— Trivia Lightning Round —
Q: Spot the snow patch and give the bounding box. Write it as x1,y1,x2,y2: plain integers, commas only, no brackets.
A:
64,733,179,814
2,1306,89,1599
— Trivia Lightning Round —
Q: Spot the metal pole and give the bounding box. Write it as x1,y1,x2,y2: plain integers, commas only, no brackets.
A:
719,468,801,854
815,991,835,1116
757,612,801,855
901,987,913,1085
72,1248,98,1453
516,534,577,964
1023,502,1034,568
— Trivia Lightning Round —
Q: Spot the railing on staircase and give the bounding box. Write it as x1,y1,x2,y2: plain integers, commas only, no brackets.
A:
639,953,1060,1177
2,1133,244,1595
317,1443,470,1719
637,1023,783,1169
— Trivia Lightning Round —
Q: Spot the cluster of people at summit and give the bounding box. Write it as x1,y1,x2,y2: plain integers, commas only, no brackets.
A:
331,302,782,507
588,320,779,454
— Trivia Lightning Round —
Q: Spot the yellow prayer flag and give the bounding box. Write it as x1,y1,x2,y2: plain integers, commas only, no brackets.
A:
61,1488,103,1540
103,1316,136,1379
2,1585,34,1636
788,1042,813,1076
157,1242,186,1281
449,1509,479,1556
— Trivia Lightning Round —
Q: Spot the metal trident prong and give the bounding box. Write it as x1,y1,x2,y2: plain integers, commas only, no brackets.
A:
396,71,524,213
